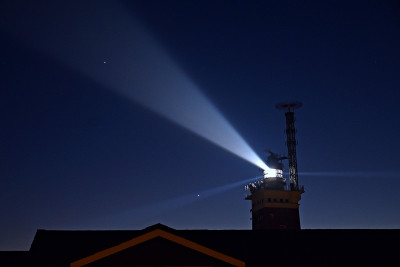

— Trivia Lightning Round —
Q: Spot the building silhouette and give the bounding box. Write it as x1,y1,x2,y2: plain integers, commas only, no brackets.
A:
1,223,399,266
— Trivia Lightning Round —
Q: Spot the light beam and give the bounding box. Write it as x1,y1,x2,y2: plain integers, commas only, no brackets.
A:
297,171,400,178
1,1,270,171
104,176,263,227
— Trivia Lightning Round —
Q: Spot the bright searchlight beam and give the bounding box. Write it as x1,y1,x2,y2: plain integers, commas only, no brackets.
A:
2,1,269,171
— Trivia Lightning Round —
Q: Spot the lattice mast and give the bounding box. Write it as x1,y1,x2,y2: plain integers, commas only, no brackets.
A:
276,102,302,190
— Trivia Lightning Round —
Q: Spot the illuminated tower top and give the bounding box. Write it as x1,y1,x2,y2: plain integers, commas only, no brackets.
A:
246,151,287,193
245,149,304,229
276,101,302,190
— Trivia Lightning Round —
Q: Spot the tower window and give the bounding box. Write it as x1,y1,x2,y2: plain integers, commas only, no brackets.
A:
268,198,271,202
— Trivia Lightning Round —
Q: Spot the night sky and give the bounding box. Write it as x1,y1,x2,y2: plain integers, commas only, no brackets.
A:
1,0,400,251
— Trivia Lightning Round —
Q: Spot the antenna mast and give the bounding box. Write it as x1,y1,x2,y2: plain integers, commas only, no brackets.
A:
276,101,302,190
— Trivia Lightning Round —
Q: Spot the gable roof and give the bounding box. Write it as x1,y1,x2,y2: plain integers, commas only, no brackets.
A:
70,226,245,267
25,224,400,266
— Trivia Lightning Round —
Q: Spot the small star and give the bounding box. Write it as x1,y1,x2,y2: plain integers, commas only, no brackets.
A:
197,194,200,197
103,61,107,64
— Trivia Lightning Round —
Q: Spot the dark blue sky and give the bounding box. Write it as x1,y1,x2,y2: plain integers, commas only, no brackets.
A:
1,0,400,250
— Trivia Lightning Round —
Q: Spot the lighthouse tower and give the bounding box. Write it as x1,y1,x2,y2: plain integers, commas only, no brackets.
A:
245,102,304,230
